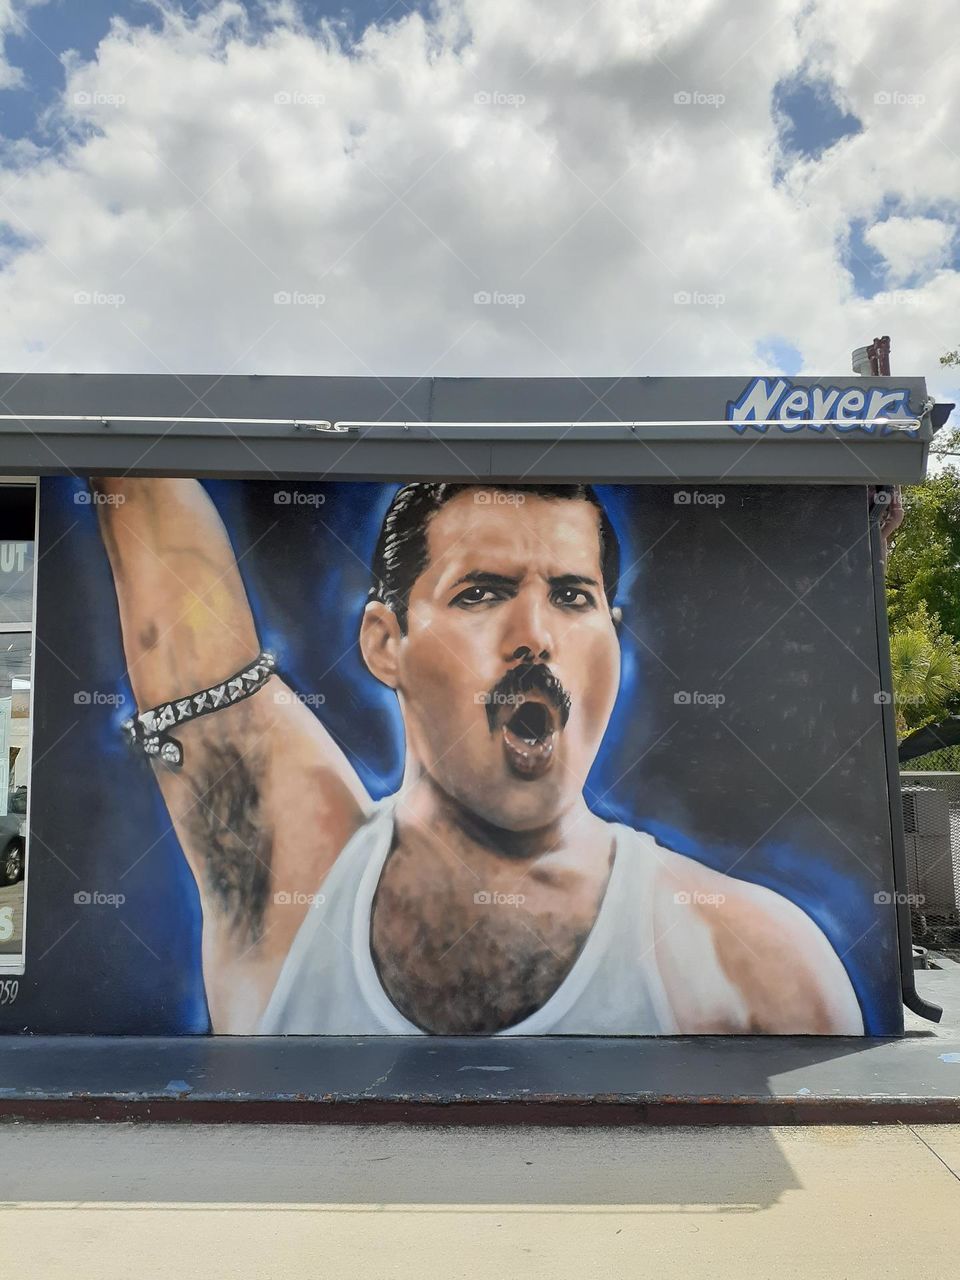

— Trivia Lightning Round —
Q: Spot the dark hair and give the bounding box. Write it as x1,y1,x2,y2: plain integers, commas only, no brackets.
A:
369,483,620,632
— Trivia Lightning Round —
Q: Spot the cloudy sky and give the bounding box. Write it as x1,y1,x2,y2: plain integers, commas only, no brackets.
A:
0,0,957,407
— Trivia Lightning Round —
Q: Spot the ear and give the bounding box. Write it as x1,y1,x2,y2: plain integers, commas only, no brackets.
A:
360,600,403,689
611,604,623,632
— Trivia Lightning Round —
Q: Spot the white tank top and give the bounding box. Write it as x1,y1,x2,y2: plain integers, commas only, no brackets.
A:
258,796,682,1035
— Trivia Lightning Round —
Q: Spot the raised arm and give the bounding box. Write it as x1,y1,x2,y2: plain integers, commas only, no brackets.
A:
94,478,371,1031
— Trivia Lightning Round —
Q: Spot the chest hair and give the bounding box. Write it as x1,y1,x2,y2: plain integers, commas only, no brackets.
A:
370,838,612,1034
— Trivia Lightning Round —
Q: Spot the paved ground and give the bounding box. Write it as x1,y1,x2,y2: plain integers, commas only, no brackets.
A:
2,1122,959,1278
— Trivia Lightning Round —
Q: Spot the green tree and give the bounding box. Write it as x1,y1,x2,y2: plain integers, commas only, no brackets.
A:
894,349,960,759
887,469,960,642
889,602,960,735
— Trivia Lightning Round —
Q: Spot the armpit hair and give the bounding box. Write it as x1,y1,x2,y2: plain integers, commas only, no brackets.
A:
182,739,273,944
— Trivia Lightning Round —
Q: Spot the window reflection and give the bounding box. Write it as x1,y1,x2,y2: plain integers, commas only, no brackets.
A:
0,484,34,964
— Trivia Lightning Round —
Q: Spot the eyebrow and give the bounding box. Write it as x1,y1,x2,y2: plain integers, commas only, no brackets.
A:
450,570,519,590
448,570,600,590
548,574,600,590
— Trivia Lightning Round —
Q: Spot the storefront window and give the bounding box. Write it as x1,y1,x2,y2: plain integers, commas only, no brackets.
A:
0,540,34,626
0,483,35,970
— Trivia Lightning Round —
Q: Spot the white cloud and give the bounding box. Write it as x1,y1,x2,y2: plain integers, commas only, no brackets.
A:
864,216,954,286
0,0,956,416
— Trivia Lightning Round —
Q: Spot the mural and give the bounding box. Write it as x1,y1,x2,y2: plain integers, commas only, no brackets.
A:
1,477,906,1036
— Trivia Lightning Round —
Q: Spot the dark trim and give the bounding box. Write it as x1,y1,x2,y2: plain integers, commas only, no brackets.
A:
932,402,956,434
3,1096,960,1126
0,424,934,485
899,716,960,763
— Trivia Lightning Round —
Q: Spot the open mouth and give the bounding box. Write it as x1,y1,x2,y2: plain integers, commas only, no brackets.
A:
500,697,559,780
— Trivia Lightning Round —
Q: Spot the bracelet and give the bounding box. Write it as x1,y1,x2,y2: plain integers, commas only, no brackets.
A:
121,651,277,769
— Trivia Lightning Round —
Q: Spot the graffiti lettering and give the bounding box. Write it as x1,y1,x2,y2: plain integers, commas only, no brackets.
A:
726,377,915,435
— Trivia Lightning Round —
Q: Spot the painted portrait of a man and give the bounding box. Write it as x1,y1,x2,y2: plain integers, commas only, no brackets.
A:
92,477,864,1036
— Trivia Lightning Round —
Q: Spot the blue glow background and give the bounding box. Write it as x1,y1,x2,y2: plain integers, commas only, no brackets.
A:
6,476,903,1036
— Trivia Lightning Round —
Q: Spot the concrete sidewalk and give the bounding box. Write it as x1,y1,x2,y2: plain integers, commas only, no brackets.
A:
3,1122,959,1279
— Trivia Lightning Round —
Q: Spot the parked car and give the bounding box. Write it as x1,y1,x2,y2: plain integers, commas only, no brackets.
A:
0,813,24,885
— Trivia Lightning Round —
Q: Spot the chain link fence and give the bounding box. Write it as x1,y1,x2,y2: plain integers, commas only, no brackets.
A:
901,772,960,955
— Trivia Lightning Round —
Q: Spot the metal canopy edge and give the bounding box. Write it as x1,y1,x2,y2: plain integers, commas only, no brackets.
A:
0,373,945,484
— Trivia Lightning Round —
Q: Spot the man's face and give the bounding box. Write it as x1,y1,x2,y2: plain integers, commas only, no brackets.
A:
392,489,621,831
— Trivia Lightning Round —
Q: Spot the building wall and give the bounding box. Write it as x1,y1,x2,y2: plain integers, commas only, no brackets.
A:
0,476,903,1035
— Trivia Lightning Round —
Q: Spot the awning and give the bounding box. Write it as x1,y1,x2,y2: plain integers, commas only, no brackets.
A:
0,373,949,483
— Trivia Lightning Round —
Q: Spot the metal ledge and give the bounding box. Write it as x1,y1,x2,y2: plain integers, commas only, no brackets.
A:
1,1012,960,1126
0,373,945,483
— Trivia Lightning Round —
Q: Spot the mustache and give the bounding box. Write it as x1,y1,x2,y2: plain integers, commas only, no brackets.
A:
484,662,572,732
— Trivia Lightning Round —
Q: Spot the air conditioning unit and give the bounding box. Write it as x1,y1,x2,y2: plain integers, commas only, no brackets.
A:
901,786,960,913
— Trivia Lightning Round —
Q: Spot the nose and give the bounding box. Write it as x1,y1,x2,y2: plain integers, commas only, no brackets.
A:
501,589,554,665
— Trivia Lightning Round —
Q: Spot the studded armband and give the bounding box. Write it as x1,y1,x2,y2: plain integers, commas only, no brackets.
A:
121,652,276,769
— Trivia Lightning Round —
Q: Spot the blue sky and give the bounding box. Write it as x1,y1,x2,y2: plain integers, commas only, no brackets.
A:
3,1,153,138
0,0,956,387
1,1,425,138
773,74,861,161
3,4,871,162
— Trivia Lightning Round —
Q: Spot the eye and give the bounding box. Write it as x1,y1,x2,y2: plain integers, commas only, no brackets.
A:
450,584,509,608
551,586,596,610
